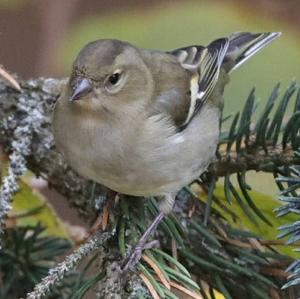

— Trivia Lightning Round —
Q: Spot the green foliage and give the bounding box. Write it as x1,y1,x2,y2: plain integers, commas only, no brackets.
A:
276,149,300,289
1,82,300,298
118,197,200,299
115,193,290,299
213,82,300,225
0,224,108,299
12,180,70,238
207,184,299,257
0,224,70,299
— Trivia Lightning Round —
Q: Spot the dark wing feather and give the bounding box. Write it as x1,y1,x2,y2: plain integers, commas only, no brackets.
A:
195,38,229,108
224,32,281,72
170,38,229,130
168,32,280,130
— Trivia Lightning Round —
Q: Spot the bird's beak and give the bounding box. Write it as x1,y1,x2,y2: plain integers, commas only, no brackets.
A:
70,78,92,102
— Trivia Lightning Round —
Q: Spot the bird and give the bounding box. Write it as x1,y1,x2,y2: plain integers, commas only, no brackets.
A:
53,32,281,270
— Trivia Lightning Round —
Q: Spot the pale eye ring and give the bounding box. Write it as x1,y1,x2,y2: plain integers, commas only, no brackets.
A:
104,70,124,93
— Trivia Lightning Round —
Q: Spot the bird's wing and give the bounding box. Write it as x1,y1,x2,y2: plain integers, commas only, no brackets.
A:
158,32,280,131
169,38,229,130
223,32,281,72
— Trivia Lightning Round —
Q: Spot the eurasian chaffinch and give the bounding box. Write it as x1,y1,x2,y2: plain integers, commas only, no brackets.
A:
53,32,280,269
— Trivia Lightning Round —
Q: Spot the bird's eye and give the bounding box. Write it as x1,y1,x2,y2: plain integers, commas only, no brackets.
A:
104,70,124,93
108,73,121,85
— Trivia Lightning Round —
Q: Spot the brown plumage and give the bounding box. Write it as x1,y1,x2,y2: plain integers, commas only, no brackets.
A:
53,32,281,270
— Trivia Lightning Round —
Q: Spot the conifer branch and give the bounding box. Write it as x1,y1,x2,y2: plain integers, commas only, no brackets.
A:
0,77,299,298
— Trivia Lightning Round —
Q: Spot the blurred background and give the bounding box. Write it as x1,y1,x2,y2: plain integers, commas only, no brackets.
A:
0,0,300,116
0,0,299,231
0,3,300,298
1,0,300,216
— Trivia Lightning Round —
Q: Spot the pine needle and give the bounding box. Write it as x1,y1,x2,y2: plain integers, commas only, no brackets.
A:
169,281,203,299
142,254,171,290
139,273,160,299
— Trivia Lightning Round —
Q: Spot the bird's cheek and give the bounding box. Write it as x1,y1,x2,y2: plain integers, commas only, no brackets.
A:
93,87,104,99
89,90,111,111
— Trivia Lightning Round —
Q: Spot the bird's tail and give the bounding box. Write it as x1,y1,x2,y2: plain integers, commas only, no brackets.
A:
224,32,281,73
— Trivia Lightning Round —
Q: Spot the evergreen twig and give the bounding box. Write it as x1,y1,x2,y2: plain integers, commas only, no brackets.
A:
25,232,111,299
0,77,300,298
276,149,300,290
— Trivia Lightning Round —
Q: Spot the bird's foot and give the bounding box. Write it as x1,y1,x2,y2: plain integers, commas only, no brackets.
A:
121,211,165,271
122,240,160,272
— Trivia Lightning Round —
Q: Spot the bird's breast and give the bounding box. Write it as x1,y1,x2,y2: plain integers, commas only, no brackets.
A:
53,102,220,196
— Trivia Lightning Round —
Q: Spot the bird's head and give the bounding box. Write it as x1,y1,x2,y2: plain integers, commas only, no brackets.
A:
66,39,153,114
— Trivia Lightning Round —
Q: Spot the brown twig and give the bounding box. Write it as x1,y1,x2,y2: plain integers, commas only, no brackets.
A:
0,66,21,91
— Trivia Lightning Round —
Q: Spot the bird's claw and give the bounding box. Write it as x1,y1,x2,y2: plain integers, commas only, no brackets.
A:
122,240,160,272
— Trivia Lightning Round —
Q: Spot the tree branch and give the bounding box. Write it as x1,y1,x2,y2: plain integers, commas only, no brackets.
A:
210,144,300,177
1,77,298,220
0,77,298,298
0,77,96,219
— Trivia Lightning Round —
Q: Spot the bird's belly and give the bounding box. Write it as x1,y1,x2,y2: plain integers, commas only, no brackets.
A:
69,129,218,197
77,154,211,197
55,104,220,197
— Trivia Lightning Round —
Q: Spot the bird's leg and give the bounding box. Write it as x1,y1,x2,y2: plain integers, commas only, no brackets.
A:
122,193,176,272
122,211,165,272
